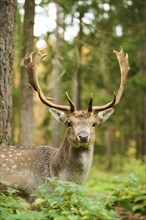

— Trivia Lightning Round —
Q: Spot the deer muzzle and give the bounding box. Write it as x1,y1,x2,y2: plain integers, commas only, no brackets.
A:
77,131,90,143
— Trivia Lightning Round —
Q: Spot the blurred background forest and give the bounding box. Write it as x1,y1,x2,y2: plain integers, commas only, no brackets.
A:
2,0,146,170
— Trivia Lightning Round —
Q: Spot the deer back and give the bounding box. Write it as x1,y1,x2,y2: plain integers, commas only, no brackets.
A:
0,145,57,194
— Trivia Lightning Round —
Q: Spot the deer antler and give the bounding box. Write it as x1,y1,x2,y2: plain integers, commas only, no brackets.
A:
26,48,129,113
89,46,130,112
113,46,130,105
25,51,76,112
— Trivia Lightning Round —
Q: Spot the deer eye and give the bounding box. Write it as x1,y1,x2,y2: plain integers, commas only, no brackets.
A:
66,121,72,127
92,121,97,127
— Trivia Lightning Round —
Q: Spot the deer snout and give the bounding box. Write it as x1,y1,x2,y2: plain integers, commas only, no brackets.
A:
77,131,89,143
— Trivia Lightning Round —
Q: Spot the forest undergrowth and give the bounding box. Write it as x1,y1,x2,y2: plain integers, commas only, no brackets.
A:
0,158,145,220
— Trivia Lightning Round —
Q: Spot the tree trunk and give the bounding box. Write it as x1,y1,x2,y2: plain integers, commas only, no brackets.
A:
142,1,146,156
73,48,82,109
142,74,146,156
20,0,35,146
12,8,23,145
106,125,113,170
73,11,83,109
119,127,125,169
52,2,61,148
0,0,17,146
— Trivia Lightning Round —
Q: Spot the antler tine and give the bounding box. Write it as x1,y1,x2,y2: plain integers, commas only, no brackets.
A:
113,46,130,105
65,92,76,112
88,93,93,112
25,51,39,91
90,47,130,112
25,51,47,92
25,51,72,112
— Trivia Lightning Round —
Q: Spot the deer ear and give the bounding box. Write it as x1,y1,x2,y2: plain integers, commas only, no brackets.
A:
49,108,67,123
96,108,114,125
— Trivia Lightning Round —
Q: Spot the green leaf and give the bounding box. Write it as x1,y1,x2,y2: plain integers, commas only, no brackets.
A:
119,199,133,211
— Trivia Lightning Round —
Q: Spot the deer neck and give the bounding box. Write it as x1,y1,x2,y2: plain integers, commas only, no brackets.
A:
50,133,94,184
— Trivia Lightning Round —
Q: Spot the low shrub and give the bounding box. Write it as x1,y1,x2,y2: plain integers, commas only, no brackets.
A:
0,173,145,220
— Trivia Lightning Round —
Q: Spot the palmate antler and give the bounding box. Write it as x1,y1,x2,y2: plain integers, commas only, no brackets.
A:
113,46,130,105
90,46,130,112
25,47,130,113
25,51,75,112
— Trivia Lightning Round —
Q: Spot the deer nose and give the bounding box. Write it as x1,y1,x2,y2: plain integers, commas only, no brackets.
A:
77,131,89,143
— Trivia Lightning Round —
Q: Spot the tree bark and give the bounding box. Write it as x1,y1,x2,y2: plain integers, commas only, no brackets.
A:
52,2,61,148
12,8,22,145
142,1,146,156
73,12,83,109
0,0,17,146
106,125,113,170
20,0,35,146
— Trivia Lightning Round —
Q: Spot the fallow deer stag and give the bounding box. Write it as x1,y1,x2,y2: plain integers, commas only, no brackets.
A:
0,47,130,195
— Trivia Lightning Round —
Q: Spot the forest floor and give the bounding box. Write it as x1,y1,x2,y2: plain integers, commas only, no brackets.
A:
84,157,145,220
116,207,146,220
0,158,145,220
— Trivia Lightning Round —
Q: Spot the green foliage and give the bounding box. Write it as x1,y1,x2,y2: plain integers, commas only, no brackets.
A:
0,173,145,220
108,173,145,213
122,158,145,183
33,178,119,220
0,188,41,220
85,157,145,189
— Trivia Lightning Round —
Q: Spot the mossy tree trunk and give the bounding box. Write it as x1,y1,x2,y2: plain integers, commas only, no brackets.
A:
0,0,17,146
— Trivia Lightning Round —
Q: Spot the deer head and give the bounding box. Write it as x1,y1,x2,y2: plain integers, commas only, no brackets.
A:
25,47,130,148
